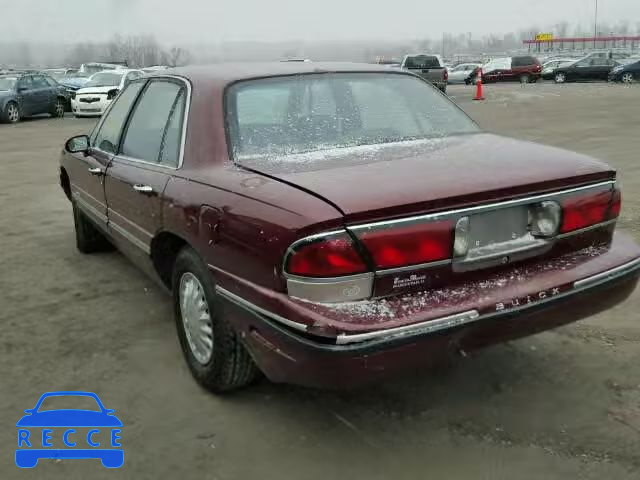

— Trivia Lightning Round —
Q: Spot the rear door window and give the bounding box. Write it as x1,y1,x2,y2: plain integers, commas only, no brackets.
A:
31,75,49,89
17,76,35,91
92,81,145,154
120,80,183,163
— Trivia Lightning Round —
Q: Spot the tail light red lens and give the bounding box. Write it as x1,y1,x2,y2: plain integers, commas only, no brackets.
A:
560,189,620,233
610,187,622,218
356,221,453,269
286,232,367,277
443,69,448,81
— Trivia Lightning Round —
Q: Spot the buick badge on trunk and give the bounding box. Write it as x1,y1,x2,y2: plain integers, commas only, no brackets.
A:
59,63,640,392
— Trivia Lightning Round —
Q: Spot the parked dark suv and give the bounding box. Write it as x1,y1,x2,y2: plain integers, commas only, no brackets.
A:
0,72,68,123
469,56,542,84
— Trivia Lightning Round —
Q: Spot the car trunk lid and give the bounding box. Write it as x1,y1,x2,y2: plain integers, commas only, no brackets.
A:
239,133,615,224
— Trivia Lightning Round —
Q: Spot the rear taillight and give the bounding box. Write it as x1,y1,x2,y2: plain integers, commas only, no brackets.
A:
610,187,622,218
443,69,448,81
286,232,367,277
356,221,453,269
560,188,620,233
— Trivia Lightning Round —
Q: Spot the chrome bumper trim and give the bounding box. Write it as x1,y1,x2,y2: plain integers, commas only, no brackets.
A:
574,257,640,289
335,310,480,345
215,286,309,332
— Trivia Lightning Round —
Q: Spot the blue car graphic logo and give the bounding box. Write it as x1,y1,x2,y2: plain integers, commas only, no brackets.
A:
16,391,123,468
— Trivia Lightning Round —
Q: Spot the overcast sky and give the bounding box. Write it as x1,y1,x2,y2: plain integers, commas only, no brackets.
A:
2,0,639,43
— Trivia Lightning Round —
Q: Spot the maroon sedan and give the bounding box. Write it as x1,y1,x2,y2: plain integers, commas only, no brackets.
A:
59,63,640,392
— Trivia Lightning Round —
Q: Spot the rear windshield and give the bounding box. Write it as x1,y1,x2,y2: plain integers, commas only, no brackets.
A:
226,73,479,161
403,56,441,69
85,72,123,87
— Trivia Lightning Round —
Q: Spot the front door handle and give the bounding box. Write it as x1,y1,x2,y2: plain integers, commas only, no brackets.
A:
133,184,154,194
88,167,104,176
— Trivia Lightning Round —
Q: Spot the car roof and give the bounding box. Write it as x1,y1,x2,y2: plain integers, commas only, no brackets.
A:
167,62,410,89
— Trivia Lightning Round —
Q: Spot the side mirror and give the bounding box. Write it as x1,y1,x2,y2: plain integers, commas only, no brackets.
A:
66,135,90,154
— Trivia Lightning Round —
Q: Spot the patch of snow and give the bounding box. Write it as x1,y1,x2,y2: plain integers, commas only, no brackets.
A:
293,244,610,323
237,137,449,164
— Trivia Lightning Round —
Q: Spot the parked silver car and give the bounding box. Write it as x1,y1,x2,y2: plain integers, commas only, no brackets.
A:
447,63,480,84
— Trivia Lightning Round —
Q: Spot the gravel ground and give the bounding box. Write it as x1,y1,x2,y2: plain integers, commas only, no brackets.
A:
1,82,639,479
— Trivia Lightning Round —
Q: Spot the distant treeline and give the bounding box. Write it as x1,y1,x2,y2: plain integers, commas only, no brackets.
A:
1,20,638,68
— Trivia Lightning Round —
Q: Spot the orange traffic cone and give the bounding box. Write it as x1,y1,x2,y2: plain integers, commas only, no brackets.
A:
473,68,485,101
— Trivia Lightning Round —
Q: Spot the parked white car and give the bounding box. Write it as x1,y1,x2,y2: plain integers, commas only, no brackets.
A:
447,63,480,84
71,69,143,117
78,62,128,75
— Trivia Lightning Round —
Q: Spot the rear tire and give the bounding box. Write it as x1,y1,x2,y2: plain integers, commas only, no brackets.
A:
2,101,20,123
72,201,111,253
172,246,259,393
51,98,65,118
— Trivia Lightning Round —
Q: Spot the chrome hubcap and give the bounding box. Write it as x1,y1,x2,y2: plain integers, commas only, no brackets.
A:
56,102,64,116
7,104,18,122
556,74,565,83
179,272,213,364
622,73,633,83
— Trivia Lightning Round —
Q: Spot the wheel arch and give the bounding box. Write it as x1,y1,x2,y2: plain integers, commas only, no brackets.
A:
59,167,72,201
150,230,191,290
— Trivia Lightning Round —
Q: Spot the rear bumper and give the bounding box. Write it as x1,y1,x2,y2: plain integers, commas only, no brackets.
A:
219,254,640,388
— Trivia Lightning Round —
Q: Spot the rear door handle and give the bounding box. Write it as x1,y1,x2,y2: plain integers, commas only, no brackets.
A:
88,167,104,176
133,184,154,194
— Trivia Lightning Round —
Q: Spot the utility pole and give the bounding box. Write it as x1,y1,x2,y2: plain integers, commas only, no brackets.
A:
594,0,598,48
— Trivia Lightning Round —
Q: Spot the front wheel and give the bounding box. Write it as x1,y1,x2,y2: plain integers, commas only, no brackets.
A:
554,72,566,84
72,201,111,253
621,72,634,84
2,101,20,123
172,247,259,393
519,74,530,84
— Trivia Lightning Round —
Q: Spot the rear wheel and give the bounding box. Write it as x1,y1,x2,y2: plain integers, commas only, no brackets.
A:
2,101,20,123
519,74,530,84
621,72,634,84
554,72,567,84
51,98,65,118
72,201,111,253
172,247,259,393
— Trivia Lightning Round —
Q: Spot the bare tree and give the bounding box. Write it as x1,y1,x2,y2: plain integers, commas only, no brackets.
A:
167,46,191,66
